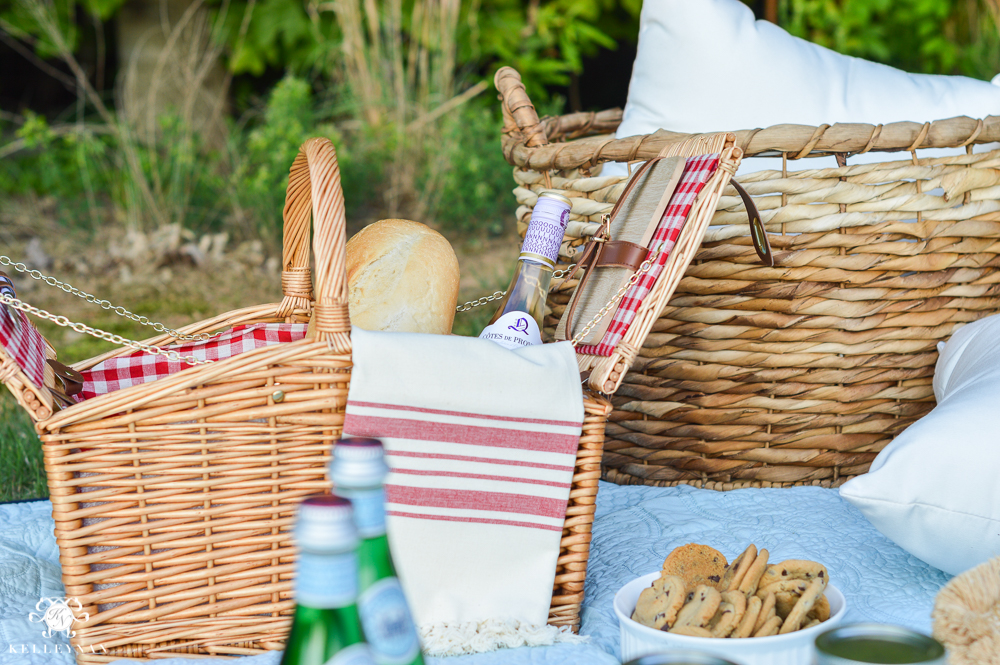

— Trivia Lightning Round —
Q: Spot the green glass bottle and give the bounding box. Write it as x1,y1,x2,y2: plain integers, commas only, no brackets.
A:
330,439,424,665
280,496,376,665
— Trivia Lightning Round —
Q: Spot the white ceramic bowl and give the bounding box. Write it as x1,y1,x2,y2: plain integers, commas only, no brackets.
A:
614,573,847,665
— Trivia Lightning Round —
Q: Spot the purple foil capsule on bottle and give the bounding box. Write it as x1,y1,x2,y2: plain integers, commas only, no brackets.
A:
519,191,571,268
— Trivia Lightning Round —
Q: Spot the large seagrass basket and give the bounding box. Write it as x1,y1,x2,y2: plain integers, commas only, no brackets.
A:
495,67,1000,491
0,138,610,662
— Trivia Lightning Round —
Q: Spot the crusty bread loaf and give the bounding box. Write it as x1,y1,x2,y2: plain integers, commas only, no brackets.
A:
345,219,459,334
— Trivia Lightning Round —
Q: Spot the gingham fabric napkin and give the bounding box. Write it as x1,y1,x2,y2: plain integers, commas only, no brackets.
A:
577,153,720,357
78,323,308,399
342,327,585,654
0,275,48,390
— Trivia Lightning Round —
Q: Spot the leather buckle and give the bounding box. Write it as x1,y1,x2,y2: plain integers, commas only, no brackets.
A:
47,359,84,397
595,216,611,241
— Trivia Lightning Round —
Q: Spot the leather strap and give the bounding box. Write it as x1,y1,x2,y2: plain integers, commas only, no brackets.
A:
47,359,83,396
730,179,774,267
602,158,664,228
46,359,83,408
558,172,773,342
557,157,666,341
558,220,610,341
592,241,647,270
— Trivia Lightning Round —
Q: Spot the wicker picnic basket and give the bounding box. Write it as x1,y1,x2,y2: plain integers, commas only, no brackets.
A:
495,66,1000,491
0,137,611,662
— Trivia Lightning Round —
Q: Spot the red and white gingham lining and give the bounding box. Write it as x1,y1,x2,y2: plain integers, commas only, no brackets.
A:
0,306,48,391
78,323,308,400
577,153,720,357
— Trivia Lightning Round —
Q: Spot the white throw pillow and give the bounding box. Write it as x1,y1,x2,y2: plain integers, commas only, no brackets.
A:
602,0,1000,177
840,314,1000,576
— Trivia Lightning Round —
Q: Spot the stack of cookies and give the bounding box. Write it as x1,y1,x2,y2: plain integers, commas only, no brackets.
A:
631,543,832,638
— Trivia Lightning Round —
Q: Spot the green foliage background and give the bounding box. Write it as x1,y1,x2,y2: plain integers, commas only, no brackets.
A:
2,0,996,243
777,0,1000,80
1,0,1000,500
3,0,997,90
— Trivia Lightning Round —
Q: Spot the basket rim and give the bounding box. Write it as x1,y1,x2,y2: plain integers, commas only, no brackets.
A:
40,325,342,432
502,111,1000,172
494,68,1000,171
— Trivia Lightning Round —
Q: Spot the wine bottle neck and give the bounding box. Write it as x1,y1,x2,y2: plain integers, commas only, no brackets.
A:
517,251,555,270
520,195,570,268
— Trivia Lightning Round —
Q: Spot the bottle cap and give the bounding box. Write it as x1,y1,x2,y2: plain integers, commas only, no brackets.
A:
295,495,359,553
330,438,390,490
539,190,572,207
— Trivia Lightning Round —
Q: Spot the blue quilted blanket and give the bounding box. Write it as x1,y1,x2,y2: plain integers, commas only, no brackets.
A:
0,482,950,664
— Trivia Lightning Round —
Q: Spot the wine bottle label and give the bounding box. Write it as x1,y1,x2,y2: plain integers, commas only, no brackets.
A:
338,488,387,538
478,311,542,350
296,551,359,609
357,578,421,665
520,195,571,268
323,642,376,665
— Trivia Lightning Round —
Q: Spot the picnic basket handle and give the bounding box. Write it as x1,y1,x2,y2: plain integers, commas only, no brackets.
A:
495,67,549,148
278,138,351,345
277,168,314,315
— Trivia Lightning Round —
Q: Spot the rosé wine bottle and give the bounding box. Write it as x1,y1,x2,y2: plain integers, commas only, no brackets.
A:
479,191,571,350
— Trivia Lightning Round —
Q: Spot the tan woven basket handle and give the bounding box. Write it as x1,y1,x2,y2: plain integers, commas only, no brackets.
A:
277,161,315,317
278,137,350,318
495,67,548,148
280,138,351,346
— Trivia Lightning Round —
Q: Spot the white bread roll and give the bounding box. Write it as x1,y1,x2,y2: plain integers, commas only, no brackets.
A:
345,219,459,334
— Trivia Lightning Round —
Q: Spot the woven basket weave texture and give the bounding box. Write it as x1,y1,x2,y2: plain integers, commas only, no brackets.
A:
496,67,1000,491
1,137,611,662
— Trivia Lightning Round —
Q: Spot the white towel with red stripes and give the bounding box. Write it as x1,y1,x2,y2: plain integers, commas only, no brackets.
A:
342,327,585,654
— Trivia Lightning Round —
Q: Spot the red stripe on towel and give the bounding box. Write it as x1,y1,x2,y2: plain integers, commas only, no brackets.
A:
344,415,580,455
386,485,568,519
387,450,575,472
349,401,581,428
392,468,571,488
387,510,564,532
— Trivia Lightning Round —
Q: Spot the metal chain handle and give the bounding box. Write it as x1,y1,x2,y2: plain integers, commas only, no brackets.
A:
570,246,661,347
0,255,220,342
455,264,577,312
4,245,652,360
453,247,662,348
0,293,212,366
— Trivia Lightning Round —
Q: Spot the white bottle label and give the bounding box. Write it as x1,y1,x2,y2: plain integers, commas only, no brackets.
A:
296,551,358,609
324,642,376,665
478,311,542,350
339,488,386,538
358,578,421,664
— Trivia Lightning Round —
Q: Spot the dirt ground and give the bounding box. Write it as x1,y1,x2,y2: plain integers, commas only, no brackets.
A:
1,200,519,364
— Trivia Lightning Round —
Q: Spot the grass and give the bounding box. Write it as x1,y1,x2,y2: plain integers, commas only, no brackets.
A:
0,287,242,504
0,392,47,502
451,303,497,338
451,275,511,337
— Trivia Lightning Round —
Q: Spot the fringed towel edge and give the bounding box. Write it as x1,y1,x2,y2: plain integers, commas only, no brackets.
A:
419,619,588,656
